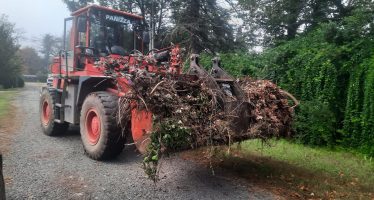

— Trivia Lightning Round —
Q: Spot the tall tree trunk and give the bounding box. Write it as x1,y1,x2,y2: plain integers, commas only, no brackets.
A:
188,0,201,53
286,24,298,40
285,0,303,40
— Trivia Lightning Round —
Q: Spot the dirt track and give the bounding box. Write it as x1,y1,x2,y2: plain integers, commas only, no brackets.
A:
1,83,277,199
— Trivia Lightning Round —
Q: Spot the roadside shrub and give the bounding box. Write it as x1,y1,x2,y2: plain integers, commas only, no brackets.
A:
293,100,336,146
17,76,25,87
1,75,24,89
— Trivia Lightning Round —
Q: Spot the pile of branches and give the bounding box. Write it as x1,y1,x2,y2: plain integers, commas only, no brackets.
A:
116,73,294,181
117,74,228,146
238,77,294,139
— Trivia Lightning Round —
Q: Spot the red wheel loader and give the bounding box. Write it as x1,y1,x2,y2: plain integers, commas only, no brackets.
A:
40,5,287,160
40,5,194,160
40,5,155,160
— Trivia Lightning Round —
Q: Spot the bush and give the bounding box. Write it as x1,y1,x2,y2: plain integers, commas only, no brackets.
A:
1,75,25,89
293,100,336,146
36,71,48,82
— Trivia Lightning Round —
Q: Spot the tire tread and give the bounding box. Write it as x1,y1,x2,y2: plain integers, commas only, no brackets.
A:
80,91,125,160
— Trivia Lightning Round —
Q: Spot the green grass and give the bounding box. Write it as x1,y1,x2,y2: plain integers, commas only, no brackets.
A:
0,90,17,118
210,139,374,199
239,139,374,185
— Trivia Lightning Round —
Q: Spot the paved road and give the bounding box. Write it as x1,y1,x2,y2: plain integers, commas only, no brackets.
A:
2,83,276,199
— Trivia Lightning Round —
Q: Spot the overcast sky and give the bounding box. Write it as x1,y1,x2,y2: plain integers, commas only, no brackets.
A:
0,0,70,48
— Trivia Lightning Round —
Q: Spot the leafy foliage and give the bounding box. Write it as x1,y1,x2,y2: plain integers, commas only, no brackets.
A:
361,59,374,156
236,0,368,47
143,120,190,181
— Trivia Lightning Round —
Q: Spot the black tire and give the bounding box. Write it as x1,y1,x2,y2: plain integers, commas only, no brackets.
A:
0,155,5,200
39,88,69,136
80,92,125,160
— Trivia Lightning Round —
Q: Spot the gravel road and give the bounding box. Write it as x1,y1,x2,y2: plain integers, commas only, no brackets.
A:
2,83,277,200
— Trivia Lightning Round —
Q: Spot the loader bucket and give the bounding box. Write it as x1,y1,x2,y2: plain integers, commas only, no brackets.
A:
131,109,153,154
187,54,252,134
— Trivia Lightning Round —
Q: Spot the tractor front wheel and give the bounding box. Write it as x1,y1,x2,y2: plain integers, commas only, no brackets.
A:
39,89,69,136
80,92,125,160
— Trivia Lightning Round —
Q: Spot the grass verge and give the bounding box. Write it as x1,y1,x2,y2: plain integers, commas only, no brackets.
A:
0,90,17,119
181,139,374,199
0,90,18,154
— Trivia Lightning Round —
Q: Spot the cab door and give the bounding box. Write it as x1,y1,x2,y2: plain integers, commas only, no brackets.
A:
62,17,74,73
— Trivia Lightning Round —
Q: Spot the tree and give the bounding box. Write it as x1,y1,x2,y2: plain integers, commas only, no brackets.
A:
39,34,62,69
0,15,23,88
169,0,237,53
62,0,94,12
235,0,373,47
18,47,44,75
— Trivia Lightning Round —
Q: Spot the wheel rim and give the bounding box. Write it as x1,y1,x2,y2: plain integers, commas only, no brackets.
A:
41,100,51,126
85,108,101,145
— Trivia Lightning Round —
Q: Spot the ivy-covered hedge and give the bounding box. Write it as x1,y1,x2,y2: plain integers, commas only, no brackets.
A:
343,57,374,155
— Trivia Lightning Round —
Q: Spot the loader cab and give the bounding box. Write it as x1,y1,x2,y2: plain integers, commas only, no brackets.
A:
62,5,145,71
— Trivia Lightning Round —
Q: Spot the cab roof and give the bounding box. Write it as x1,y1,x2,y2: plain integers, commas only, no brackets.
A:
71,4,143,20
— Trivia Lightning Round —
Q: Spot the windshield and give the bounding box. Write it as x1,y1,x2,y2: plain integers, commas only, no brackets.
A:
89,10,137,56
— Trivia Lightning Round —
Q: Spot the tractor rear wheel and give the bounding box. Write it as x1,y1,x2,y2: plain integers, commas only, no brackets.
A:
80,92,125,160
39,88,69,136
